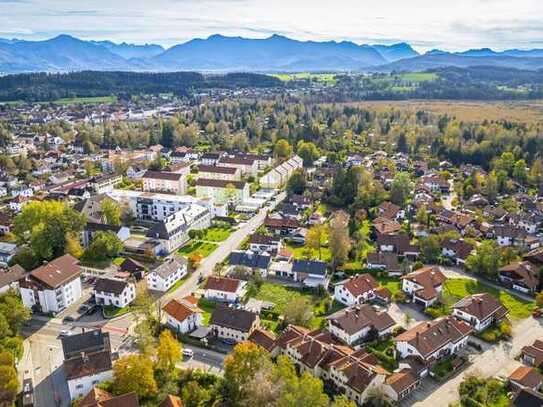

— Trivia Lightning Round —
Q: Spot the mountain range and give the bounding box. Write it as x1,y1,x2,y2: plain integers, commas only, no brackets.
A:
2,34,543,74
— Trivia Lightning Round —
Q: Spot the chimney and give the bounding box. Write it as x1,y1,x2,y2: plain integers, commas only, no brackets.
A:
81,352,89,364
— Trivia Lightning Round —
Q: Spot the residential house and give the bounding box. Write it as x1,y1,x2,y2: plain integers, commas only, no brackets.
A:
118,258,146,280
217,156,258,177
163,296,203,334
229,251,271,277
197,165,241,181
0,265,25,294
521,340,543,369
76,387,139,407
373,217,402,236
382,369,421,403
264,217,300,236
366,252,402,276
248,328,277,352
0,242,17,267
203,276,247,303
195,178,249,205
0,212,12,235
378,201,405,221
442,239,474,266
511,388,543,407
394,317,473,369
81,222,130,248
499,261,539,294
62,330,115,400
89,174,122,194
19,254,82,313
292,259,329,288
209,307,260,343
451,293,508,332
334,274,379,306
142,171,187,195
94,277,136,308
248,234,281,254
508,366,543,392
201,152,223,166
377,234,420,258
327,304,396,345
259,155,303,189
159,395,184,407
401,266,447,308
146,258,187,292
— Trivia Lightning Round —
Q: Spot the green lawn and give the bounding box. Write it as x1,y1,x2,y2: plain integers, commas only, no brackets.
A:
197,298,216,326
285,242,332,262
254,283,326,329
442,278,535,320
200,227,233,242
112,257,125,266
166,273,190,293
271,72,337,85
102,305,132,318
398,72,438,82
178,241,219,258
53,95,117,105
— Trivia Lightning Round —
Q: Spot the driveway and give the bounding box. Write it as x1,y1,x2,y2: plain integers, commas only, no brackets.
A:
387,302,430,329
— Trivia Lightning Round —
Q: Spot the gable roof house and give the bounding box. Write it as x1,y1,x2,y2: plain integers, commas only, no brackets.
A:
366,252,402,276
209,307,260,343
248,234,282,254
441,239,475,266
401,266,447,308
451,293,508,332
19,254,82,314
377,234,420,258
292,259,329,288
146,258,187,292
229,250,272,277
203,276,247,303
94,277,136,309
508,366,543,392
62,330,116,401
327,304,396,345
499,261,539,294
521,340,543,369
394,316,473,369
163,297,203,334
334,274,380,306
78,387,139,407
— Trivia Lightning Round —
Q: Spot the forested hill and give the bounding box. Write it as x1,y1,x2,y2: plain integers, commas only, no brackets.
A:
0,71,282,102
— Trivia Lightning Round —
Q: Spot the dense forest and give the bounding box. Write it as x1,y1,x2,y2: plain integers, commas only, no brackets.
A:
0,71,282,102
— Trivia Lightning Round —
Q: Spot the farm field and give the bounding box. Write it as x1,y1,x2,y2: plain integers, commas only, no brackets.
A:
52,95,117,105
271,72,337,85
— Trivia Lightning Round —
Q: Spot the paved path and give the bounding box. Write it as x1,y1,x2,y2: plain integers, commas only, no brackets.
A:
408,317,543,406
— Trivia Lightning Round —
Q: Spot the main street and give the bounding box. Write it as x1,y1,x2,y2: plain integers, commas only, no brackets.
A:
22,191,285,406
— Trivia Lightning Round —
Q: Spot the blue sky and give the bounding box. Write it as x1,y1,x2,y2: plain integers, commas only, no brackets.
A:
1,0,542,51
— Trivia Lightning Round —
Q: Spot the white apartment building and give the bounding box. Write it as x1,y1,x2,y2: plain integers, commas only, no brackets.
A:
142,170,187,195
19,254,82,314
146,258,187,292
94,278,136,308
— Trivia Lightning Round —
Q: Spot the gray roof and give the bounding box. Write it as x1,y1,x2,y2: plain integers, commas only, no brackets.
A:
229,251,271,269
292,259,328,276
152,258,187,279
61,329,110,359
210,307,257,332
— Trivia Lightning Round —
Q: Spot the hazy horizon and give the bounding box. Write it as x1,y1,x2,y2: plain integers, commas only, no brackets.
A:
1,0,542,52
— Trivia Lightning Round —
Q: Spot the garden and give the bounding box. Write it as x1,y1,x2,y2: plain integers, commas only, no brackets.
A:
178,241,219,259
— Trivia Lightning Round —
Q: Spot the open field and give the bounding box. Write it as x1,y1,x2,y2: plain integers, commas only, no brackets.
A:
355,100,543,122
271,72,337,85
52,95,117,105
397,72,438,82
442,278,535,320
200,226,233,242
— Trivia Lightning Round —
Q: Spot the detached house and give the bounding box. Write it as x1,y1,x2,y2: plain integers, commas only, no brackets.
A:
366,252,402,276
210,307,260,343
401,266,446,308
499,261,539,294
377,234,420,258
521,340,543,369
19,254,82,314
146,258,187,292
451,293,508,332
94,277,136,308
292,259,329,288
394,316,473,370
334,274,379,306
248,234,281,254
508,366,543,392
327,304,396,345
229,250,271,277
441,239,474,266
203,276,247,303
163,296,203,334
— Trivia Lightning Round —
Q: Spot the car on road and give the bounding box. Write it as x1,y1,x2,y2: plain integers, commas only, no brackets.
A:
182,349,194,358
62,314,78,323
22,378,34,407
59,330,72,337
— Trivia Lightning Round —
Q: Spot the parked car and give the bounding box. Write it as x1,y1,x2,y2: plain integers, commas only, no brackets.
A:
59,330,72,337
182,349,194,358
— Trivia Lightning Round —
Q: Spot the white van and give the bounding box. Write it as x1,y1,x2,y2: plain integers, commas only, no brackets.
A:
182,348,194,358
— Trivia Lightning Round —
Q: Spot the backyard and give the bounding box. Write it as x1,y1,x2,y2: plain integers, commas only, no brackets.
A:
441,278,535,320
253,282,332,329
199,226,233,242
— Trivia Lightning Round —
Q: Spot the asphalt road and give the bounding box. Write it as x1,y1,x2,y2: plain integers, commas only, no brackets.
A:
21,191,285,406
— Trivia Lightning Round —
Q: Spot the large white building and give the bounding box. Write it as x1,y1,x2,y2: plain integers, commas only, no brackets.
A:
195,178,250,206
259,155,303,189
146,258,187,292
142,170,187,195
19,254,82,314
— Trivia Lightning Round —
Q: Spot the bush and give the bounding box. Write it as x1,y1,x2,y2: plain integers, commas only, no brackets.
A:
393,291,407,303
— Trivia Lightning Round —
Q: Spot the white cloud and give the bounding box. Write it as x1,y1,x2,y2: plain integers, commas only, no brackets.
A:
0,0,542,51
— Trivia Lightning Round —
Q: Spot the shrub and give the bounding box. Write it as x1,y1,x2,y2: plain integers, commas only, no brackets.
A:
393,291,407,303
